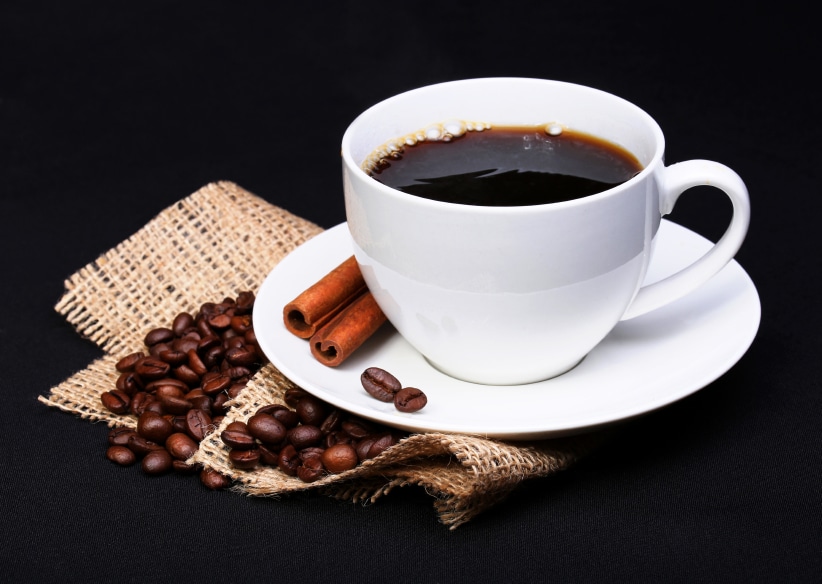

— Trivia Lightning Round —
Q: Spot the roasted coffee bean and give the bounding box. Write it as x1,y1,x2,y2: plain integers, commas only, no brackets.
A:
172,459,199,474
158,394,193,415
341,419,373,439
197,334,221,353
394,387,428,413
186,349,208,376
127,435,165,457
169,414,189,434
200,370,222,385
134,357,171,380
246,413,287,445
230,314,253,334
325,431,353,448
166,432,198,461
144,400,165,415
224,365,252,380
172,364,200,386
142,449,173,475
101,390,131,415
208,313,232,330
128,392,154,416
137,411,174,444
236,291,255,314
366,432,397,458
201,373,231,396
188,394,214,413
295,395,326,426
320,409,343,434
287,424,323,450
299,447,326,461
148,342,171,358
173,336,200,354
200,468,230,490
258,444,279,466
106,445,136,466
229,447,260,470
154,385,185,400
158,349,187,365
144,327,175,347
296,456,325,483
212,393,230,416
184,408,212,442
277,444,300,476
227,382,247,399
221,329,239,344
171,312,194,336
321,443,358,473
108,427,137,446
202,345,225,368
261,405,299,429
284,388,309,408
225,346,257,367
144,377,188,393
199,302,219,317
196,317,215,338
115,352,145,373
355,437,377,461
361,367,402,402
256,404,282,416
115,372,143,395
223,336,245,351
220,421,256,450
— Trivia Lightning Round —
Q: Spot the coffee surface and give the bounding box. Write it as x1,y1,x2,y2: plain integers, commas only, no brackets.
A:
369,125,643,206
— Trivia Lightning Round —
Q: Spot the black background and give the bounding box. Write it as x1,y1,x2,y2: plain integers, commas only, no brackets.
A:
2,2,820,582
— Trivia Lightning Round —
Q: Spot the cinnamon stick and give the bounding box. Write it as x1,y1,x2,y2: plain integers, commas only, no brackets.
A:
309,290,387,367
283,255,367,338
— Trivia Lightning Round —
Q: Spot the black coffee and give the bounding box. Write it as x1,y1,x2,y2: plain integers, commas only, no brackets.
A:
367,125,643,206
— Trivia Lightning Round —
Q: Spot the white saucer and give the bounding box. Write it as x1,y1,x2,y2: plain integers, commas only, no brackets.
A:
253,220,760,440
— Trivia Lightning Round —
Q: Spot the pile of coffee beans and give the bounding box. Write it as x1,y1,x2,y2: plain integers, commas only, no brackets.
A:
101,291,264,489
221,387,407,481
100,292,426,487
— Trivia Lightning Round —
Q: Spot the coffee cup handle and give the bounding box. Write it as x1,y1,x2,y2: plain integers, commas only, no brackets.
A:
622,159,751,320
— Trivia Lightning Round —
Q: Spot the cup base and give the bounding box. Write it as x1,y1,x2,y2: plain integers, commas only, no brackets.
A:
423,354,587,386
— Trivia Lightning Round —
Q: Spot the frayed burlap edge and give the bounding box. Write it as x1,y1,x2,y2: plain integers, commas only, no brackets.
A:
39,180,599,529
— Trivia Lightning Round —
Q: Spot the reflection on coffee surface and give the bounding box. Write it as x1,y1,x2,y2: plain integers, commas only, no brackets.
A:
364,122,643,206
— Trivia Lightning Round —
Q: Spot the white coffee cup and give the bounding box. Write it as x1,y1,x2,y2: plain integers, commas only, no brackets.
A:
342,78,749,385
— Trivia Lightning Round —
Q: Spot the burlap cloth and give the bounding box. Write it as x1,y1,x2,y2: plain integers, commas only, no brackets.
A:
39,181,601,529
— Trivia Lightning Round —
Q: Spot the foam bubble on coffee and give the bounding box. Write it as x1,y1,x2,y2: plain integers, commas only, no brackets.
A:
361,119,492,176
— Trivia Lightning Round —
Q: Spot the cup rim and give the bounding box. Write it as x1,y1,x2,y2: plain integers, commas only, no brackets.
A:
341,77,666,213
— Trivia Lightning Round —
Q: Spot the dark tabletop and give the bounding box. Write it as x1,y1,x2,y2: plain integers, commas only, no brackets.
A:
2,2,819,583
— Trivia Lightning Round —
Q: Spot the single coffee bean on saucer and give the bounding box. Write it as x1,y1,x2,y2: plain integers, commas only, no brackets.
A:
394,387,428,413
361,367,402,402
